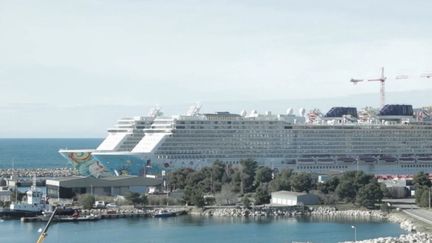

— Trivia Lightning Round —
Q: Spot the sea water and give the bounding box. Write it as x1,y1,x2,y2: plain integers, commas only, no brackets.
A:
0,216,406,243
0,138,102,168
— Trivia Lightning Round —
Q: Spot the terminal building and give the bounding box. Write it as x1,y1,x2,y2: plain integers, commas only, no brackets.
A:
46,176,162,199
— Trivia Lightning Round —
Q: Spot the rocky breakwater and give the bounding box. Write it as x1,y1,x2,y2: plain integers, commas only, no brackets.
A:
387,213,416,232
201,206,389,218
340,211,432,243
201,206,308,217
80,207,149,217
0,167,77,178
310,207,386,218
341,232,432,243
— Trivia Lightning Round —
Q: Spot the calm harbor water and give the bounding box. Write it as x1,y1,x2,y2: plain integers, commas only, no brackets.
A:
0,216,406,243
0,139,407,242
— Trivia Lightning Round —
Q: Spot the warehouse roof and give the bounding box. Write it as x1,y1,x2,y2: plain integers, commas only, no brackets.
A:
46,176,162,188
271,191,308,199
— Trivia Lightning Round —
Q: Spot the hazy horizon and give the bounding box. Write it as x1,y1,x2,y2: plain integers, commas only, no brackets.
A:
2,88,432,138
1,0,431,137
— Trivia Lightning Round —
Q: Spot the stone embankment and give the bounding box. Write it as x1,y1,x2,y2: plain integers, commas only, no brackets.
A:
0,167,76,178
341,232,432,243
310,207,386,218
80,207,148,217
387,213,416,232
201,206,307,217
341,212,432,243
201,206,386,218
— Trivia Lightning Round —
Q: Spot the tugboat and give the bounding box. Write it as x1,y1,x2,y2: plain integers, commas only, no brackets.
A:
0,175,46,219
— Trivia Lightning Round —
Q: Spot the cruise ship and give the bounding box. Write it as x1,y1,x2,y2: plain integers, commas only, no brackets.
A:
59,107,161,177
60,104,432,177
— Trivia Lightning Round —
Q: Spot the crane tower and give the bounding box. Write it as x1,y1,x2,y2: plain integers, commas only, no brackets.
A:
350,67,387,108
351,68,431,108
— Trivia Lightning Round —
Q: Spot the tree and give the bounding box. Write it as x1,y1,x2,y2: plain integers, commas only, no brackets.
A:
290,173,314,192
242,196,251,208
269,169,293,192
215,184,238,205
414,172,432,187
167,168,195,190
353,172,374,189
318,177,340,194
125,192,147,206
211,160,227,192
231,169,242,193
254,166,273,188
239,159,258,193
415,185,431,207
79,194,95,209
336,180,356,202
356,181,384,208
184,186,205,207
254,184,270,205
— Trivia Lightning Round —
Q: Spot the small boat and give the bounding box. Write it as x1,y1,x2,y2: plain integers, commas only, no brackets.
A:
154,210,176,218
1,175,46,219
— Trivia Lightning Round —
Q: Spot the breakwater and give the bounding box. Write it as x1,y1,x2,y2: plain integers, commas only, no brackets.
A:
341,212,432,243
0,167,76,178
200,206,386,219
201,206,307,217
200,206,432,242
342,232,432,243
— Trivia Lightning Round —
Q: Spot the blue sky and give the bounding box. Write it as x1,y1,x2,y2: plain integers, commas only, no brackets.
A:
0,0,432,137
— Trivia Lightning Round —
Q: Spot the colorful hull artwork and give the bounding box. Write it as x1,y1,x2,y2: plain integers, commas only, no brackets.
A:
91,154,155,176
59,150,112,178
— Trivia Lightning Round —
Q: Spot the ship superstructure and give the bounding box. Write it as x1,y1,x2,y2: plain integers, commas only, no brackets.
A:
59,107,161,177
87,104,432,176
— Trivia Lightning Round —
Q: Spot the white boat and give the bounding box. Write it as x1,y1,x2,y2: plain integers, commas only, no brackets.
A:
1,176,47,218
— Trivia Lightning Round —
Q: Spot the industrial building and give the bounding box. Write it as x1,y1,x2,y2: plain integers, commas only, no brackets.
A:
46,176,162,199
270,191,320,206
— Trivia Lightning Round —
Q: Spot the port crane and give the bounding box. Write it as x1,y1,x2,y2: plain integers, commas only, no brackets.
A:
350,67,431,108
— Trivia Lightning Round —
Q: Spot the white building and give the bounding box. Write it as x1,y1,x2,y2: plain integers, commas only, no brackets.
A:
271,191,319,206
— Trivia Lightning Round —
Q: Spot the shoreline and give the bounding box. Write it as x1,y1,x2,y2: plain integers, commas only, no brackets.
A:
198,206,432,242
341,211,432,243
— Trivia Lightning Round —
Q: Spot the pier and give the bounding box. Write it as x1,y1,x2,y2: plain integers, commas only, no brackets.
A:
20,208,188,223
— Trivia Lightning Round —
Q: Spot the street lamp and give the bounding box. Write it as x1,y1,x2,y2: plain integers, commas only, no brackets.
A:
351,225,357,242
429,186,431,209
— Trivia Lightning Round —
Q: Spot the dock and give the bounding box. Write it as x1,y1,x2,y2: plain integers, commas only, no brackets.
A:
21,208,188,222
21,212,150,222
